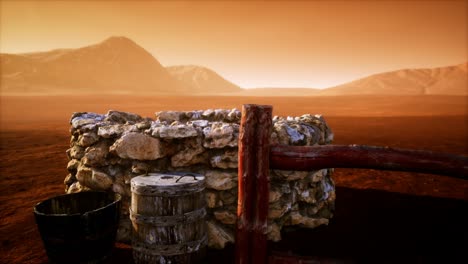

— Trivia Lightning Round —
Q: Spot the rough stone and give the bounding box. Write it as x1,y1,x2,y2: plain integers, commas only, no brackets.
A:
113,172,132,197
76,165,92,185
276,182,292,194
210,149,238,169
203,122,238,148
70,112,104,128
98,124,131,138
153,124,198,139
76,165,113,190
187,110,203,120
135,121,151,130
268,201,291,219
67,181,89,194
206,221,234,249
274,121,304,145
110,132,164,160
131,161,151,174
309,169,326,182
112,182,129,197
267,223,282,242
116,218,132,243
187,120,209,128
301,203,324,216
107,165,124,177
66,159,80,172
91,170,113,190
172,151,208,168
205,191,219,208
105,110,143,124
205,170,237,190
318,177,336,202
67,145,85,160
290,212,329,228
273,170,308,181
82,141,109,166
74,123,98,134
269,190,282,203
213,210,237,225
226,108,241,122
155,111,186,123
64,173,76,185
171,137,206,167
201,109,216,120
219,190,237,205
77,132,99,147
297,188,317,204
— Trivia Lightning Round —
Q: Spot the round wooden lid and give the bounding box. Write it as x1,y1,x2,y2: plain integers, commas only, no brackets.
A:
131,172,205,196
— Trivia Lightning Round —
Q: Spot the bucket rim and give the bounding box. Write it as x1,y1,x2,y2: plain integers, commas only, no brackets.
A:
33,191,121,217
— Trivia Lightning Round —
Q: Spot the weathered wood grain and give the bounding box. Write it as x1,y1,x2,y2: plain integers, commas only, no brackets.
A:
270,144,468,179
236,104,257,264
236,104,272,264
130,173,206,264
252,105,272,264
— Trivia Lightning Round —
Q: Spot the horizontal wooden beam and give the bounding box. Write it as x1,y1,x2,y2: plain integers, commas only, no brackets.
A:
270,145,468,180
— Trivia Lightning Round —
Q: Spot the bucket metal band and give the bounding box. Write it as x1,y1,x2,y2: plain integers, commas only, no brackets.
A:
129,207,206,226
132,235,207,256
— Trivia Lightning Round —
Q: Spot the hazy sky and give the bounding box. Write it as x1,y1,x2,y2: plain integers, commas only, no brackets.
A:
1,1,467,88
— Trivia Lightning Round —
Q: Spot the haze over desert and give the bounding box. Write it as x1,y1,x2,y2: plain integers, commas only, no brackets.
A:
1,94,467,263
1,36,467,96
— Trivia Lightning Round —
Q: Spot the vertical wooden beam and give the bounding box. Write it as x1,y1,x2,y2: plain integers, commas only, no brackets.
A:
236,104,272,264
252,105,272,264
236,105,257,264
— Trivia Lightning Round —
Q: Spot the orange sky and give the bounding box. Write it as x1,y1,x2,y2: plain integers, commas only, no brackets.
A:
1,0,467,89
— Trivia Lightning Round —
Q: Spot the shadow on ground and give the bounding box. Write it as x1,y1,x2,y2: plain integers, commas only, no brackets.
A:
108,186,467,263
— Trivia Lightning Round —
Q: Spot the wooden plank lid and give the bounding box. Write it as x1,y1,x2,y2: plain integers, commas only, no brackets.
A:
131,172,205,196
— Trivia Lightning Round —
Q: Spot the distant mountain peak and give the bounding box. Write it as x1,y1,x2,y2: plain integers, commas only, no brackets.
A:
96,36,143,51
0,36,187,94
101,36,136,44
166,64,241,93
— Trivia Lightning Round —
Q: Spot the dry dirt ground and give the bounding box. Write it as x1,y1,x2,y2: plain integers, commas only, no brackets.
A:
0,95,467,263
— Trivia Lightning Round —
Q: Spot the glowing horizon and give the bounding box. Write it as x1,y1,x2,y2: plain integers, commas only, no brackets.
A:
1,1,466,89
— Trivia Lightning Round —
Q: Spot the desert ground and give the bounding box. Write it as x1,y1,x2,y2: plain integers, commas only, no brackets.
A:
0,95,467,263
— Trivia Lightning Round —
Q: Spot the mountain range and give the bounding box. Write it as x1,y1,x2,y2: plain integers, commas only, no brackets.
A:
317,63,467,96
1,36,466,96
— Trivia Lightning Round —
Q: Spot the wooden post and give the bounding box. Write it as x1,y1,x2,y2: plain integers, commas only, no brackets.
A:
252,105,272,264
270,144,468,179
236,104,272,264
236,105,257,264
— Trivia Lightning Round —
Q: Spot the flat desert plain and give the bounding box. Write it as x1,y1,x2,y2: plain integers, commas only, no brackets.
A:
0,95,467,263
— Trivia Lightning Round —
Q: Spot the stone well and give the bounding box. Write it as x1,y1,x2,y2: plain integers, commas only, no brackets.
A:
64,109,335,249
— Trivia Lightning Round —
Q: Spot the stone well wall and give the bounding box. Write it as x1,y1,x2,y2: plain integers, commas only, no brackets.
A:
65,109,335,249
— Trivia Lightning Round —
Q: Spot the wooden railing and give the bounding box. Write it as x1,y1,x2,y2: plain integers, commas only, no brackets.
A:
270,145,467,179
235,104,468,264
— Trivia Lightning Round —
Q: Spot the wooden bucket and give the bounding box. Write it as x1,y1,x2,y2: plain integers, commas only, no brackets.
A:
130,172,207,264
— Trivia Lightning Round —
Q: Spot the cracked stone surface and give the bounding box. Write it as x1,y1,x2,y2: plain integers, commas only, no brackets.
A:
110,132,164,160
